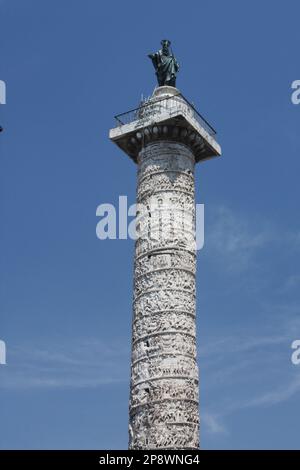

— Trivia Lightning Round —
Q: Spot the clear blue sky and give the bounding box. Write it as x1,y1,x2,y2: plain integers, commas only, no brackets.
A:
0,0,300,450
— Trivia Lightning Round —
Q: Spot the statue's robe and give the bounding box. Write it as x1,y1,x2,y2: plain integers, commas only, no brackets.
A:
150,50,179,87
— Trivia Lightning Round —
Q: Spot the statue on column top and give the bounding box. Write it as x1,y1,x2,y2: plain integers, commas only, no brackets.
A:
148,40,179,88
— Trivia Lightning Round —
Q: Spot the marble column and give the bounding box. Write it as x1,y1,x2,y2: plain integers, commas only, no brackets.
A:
109,86,221,450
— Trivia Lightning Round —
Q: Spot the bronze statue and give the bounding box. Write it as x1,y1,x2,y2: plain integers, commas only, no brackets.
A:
148,40,179,87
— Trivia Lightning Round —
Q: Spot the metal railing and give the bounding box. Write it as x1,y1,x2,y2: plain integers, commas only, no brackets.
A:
114,93,217,137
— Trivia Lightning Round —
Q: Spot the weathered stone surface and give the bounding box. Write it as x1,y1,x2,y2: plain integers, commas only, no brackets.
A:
129,138,199,450
109,86,221,163
109,86,221,450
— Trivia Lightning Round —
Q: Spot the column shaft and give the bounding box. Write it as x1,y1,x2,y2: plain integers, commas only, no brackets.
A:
129,140,199,450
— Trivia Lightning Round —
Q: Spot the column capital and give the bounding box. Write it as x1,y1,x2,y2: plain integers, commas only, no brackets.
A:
109,87,221,164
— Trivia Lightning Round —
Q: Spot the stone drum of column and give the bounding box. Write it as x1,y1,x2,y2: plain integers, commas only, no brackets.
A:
129,138,199,450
